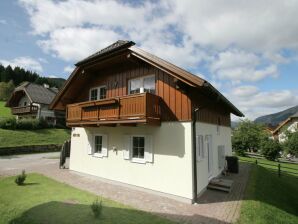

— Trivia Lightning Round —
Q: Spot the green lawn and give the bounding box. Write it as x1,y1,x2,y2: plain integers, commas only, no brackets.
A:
0,101,13,118
0,128,70,148
0,174,174,224
238,156,298,176
237,162,298,224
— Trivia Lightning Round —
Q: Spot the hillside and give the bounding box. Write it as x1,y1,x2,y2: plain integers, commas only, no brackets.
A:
254,105,298,126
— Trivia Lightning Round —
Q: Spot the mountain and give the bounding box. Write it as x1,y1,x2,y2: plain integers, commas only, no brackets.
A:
254,105,298,127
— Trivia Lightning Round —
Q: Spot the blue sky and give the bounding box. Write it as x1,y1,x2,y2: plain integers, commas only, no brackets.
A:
0,0,298,119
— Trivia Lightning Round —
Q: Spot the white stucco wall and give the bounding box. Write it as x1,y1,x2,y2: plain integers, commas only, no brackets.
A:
69,122,194,201
195,122,232,194
278,121,298,142
18,95,30,107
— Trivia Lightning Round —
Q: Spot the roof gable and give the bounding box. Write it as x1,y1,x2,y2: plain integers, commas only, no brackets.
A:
6,82,57,107
50,40,244,117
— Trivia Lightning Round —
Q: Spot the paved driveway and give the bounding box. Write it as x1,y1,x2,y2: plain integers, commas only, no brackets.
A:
0,153,250,224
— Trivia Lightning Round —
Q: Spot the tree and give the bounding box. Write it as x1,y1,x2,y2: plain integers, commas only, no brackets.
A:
232,119,268,155
0,80,15,100
284,131,298,157
0,65,13,82
261,139,282,161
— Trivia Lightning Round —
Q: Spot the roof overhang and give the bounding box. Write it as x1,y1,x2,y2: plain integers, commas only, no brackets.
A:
50,42,244,117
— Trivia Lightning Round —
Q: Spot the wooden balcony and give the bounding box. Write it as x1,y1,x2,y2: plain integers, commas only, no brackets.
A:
11,105,39,115
66,93,161,126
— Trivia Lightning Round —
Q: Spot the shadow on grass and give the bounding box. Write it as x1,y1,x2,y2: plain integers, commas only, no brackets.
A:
197,163,298,219
8,201,228,224
242,165,298,218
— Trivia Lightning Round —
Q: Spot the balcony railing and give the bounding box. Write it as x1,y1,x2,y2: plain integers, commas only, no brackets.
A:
66,93,161,126
11,105,39,115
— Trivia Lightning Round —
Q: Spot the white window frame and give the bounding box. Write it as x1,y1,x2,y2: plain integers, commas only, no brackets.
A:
131,135,146,164
128,75,155,95
89,85,107,101
93,134,103,157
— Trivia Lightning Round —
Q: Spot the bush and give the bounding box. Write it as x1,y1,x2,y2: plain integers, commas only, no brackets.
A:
261,139,282,161
91,198,103,218
15,170,26,185
0,117,17,129
284,131,298,157
0,117,53,130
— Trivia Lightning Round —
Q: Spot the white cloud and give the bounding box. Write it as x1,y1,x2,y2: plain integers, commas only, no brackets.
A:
228,86,298,119
210,49,278,83
232,85,259,97
64,65,74,73
38,27,122,61
0,57,43,72
0,19,7,25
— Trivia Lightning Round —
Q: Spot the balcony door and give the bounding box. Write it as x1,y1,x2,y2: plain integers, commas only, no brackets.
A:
89,86,107,101
128,75,155,94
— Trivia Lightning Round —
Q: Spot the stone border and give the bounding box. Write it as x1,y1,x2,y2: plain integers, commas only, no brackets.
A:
0,144,62,156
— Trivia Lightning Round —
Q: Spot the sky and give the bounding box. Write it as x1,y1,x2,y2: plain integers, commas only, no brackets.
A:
0,0,298,120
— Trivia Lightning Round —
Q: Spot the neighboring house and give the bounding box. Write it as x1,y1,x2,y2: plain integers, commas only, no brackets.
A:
50,40,243,203
272,112,298,142
6,82,64,124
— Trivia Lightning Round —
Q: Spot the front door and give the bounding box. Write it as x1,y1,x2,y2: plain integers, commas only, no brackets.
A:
206,135,213,178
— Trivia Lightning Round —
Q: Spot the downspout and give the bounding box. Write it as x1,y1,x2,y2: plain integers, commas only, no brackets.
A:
192,107,199,203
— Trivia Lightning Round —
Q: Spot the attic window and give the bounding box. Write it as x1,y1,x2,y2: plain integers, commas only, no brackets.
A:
89,86,107,101
128,75,155,94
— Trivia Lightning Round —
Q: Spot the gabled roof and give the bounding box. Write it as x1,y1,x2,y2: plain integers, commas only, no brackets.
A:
272,111,298,134
50,40,244,117
75,40,135,66
6,82,57,106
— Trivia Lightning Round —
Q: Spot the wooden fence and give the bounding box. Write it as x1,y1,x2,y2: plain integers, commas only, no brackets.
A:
239,157,298,177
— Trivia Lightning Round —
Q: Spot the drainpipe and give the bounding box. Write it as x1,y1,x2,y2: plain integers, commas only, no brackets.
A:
192,107,199,203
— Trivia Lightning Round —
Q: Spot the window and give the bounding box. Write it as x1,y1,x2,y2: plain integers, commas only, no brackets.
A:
128,75,155,94
94,135,102,154
89,86,107,101
23,102,27,106
132,136,145,159
196,135,204,161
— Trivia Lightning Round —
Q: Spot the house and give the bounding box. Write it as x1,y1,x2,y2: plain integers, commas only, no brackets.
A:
6,82,64,125
50,40,244,203
272,112,298,142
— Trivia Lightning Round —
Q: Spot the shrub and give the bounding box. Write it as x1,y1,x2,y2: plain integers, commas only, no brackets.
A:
284,131,298,157
91,198,103,218
0,117,17,129
261,139,282,161
0,117,53,130
15,170,26,185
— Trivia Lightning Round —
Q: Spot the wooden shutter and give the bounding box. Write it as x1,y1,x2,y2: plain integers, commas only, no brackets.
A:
123,135,131,160
102,134,108,157
145,135,153,163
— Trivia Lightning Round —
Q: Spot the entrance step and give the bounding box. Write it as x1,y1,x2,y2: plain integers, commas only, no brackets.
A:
207,178,233,193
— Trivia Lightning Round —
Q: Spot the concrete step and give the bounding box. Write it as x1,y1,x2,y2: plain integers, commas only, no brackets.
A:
207,178,233,193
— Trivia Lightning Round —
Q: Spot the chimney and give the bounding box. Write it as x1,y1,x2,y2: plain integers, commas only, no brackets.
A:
43,83,49,88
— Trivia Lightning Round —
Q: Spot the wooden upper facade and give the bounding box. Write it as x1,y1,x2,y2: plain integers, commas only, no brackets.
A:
50,41,243,127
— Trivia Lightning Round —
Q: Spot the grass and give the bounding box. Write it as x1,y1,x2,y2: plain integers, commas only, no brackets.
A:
0,173,175,224
237,161,298,224
0,101,13,118
238,156,298,176
0,128,70,148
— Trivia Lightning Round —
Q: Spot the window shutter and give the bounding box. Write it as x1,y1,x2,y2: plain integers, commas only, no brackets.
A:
123,135,131,160
145,135,153,163
102,134,108,157
218,145,225,169
86,131,93,155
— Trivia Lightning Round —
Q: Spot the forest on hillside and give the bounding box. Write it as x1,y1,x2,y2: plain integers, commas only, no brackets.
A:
0,64,65,101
